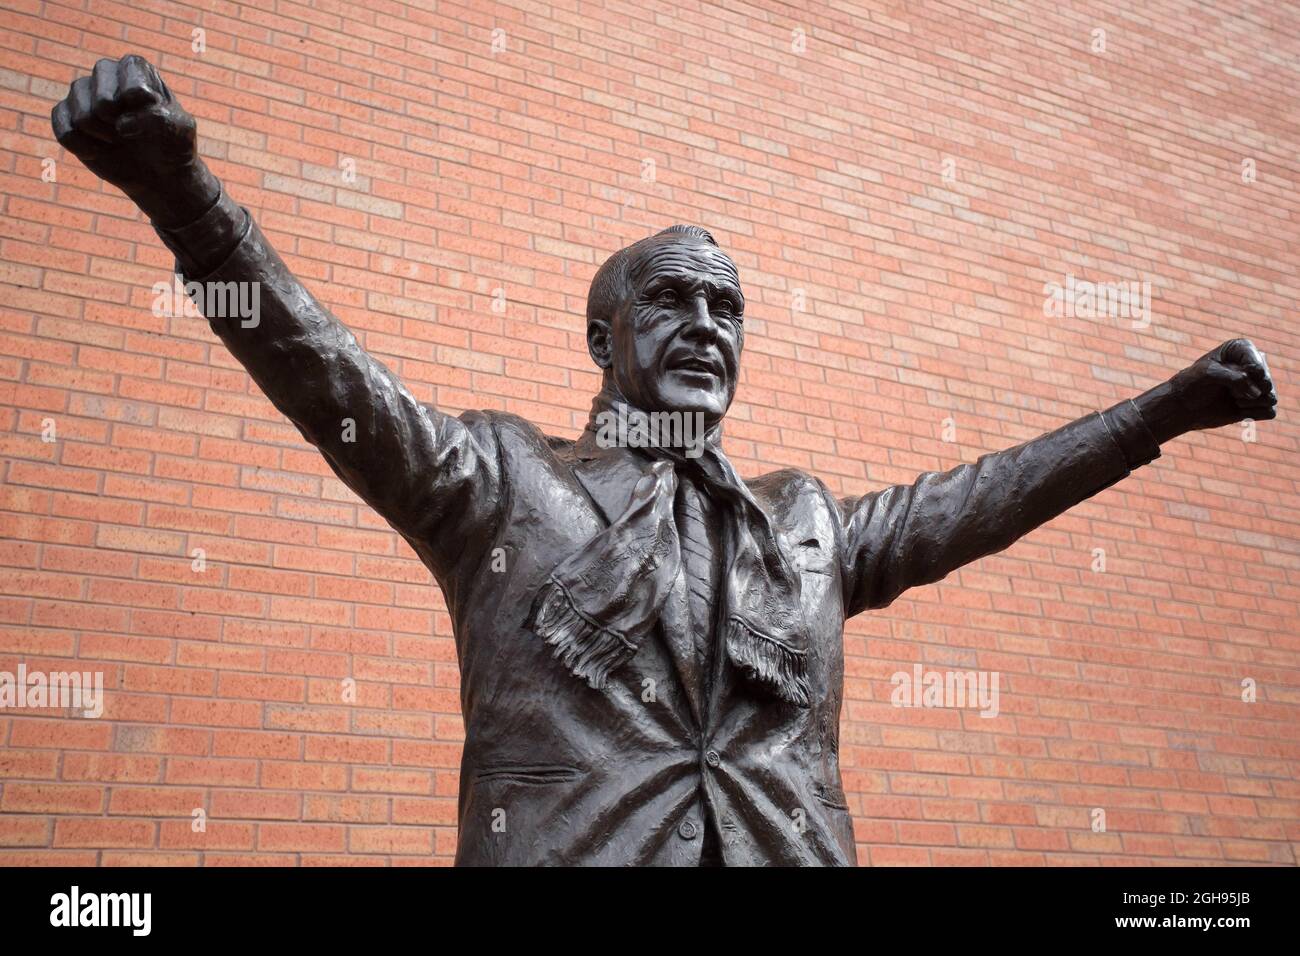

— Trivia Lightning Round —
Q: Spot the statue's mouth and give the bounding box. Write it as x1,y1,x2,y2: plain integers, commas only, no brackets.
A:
669,354,724,379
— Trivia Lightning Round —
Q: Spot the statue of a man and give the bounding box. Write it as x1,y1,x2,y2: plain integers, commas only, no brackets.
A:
52,56,1278,865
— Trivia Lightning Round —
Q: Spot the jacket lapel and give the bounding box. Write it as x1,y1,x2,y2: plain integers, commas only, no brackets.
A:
570,439,705,726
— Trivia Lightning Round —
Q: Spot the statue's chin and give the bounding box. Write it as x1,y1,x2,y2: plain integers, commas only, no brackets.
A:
652,395,726,424
652,375,730,421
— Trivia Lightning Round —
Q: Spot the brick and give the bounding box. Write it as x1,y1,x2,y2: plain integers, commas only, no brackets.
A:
257,823,346,853
62,753,163,783
159,821,255,851
1,783,103,814
211,790,302,820
53,819,156,848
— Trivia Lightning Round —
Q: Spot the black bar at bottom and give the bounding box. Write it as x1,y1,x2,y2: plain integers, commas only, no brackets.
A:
0,865,1285,943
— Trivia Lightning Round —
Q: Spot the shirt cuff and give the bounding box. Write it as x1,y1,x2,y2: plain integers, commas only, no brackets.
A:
152,185,249,279
1099,398,1162,470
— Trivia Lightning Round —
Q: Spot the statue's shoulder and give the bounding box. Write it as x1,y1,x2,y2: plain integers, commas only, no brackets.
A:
746,468,842,545
744,466,832,512
463,408,576,461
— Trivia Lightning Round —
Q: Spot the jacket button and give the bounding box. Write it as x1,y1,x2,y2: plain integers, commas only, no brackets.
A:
705,750,721,767
678,819,698,840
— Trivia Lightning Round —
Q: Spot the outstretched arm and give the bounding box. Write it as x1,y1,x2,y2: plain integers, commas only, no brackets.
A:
51,55,500,566
838,339,1277,618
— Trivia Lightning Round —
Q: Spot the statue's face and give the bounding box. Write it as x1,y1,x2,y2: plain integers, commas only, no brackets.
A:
610,239,744,421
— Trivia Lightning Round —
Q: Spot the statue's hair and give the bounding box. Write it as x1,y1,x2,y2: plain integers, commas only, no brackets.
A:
586,225,719,333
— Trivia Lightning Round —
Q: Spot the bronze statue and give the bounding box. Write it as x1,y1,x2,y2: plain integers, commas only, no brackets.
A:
51,55,1278,865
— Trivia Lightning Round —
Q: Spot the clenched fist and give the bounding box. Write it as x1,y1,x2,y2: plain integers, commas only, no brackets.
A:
51,54,218,228
1135,338,1278,443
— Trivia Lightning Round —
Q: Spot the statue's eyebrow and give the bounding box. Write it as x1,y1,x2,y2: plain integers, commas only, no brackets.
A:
640,270,744,306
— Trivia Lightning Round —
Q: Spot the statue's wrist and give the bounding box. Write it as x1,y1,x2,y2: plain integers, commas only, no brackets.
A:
133,161,221,230
1132,381,1185,445
152,181,247,278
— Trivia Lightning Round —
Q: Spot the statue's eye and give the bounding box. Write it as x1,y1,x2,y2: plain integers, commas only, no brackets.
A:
713,299,743,324
654,289,679,307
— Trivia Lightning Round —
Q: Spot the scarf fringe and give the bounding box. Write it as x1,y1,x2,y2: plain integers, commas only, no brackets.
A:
726,617,811,707
527,577,637,690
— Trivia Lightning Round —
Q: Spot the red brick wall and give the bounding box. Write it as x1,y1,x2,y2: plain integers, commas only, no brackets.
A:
1,0,1297,865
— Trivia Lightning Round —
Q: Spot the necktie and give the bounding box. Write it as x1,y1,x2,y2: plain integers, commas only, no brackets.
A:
674,471,721,680
676,471,727,865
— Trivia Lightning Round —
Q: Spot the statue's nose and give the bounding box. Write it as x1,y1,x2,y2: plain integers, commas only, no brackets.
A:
683,294,719,339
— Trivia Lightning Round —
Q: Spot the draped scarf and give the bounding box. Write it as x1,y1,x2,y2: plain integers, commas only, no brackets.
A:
525,389,811,706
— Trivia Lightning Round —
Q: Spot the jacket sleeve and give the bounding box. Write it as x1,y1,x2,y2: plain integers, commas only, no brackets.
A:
155,188,501,565
837,400,1161,619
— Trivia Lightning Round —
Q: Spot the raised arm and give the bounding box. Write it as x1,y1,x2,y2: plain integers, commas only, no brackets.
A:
838,339,1277,618
51,55,500,567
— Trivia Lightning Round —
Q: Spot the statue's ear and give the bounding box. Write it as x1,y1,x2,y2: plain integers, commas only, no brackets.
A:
587,316,613,369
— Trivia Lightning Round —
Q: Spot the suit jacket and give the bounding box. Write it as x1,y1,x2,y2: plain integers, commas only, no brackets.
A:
161,196,1162,865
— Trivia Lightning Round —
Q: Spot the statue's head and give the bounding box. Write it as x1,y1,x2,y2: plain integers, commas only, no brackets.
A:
586,225,743,424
